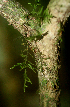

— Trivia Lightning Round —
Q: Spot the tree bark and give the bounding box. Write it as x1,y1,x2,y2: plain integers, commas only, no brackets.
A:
36,1,70,106
0,0,70,107
30,0,70,106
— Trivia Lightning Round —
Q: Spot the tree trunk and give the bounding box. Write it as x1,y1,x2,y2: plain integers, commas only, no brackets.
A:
0,0,70,107
31,0,70,106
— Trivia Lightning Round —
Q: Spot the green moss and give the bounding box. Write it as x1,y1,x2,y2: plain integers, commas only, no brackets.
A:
10,0,53,92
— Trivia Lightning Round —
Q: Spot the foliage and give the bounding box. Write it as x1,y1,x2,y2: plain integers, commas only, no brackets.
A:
24,0,53,41
28,0,53,24
10,0,53,92
10,37,37,92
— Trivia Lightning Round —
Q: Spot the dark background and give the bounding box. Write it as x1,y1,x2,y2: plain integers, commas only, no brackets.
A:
0,0,70,107
59,16,70,107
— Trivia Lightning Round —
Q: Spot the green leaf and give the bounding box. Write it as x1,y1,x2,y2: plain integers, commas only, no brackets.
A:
28,61,34,65
20,54,26,58
26,77,32,84
28,63,33,69
28,3,32,6
10,63,22,69
37,6,43,15
23,84,28,92
24,84,28,87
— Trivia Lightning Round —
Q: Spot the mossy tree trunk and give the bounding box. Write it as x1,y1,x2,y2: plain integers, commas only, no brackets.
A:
31,0,70,106
0,0,70,107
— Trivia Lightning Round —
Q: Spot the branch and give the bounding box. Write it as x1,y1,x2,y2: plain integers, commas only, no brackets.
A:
0,0,70,42
48,0,70,25
0,0,39,38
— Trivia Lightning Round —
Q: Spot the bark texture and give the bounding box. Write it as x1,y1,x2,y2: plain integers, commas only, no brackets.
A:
31,0,70,106
0,0,70,107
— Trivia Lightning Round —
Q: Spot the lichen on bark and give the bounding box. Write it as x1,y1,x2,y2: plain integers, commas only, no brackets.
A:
0,0,70,107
